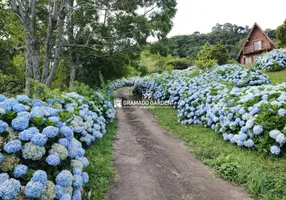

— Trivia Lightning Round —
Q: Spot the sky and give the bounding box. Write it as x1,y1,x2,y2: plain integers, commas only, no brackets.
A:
167,0,286,37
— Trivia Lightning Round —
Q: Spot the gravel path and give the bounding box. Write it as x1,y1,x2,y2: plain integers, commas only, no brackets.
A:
106,87,251,200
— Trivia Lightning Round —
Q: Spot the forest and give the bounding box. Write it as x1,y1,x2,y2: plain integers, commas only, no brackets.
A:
150,23,277,60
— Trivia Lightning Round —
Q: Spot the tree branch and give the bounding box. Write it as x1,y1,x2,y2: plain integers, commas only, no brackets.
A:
143,5,158,17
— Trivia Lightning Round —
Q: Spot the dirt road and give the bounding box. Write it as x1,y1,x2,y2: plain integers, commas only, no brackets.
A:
106,87,251,200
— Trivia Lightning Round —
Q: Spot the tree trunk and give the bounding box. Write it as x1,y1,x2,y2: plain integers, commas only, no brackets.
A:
68,0,76,88
46,0,67,88
32,39,40,81
69,56,77,88
24,36,34,96
42,0,59,82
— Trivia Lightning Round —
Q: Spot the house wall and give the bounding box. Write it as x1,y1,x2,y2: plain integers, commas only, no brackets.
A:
240,54,260,66
245,28,269,48
239,26,276,65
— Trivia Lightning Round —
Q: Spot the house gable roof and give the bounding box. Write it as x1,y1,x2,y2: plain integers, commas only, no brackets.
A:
236,22,276,60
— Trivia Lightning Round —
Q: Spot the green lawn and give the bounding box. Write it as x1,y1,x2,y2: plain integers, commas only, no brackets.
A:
265,69,286,84
150,108,286,200
83,121,117,200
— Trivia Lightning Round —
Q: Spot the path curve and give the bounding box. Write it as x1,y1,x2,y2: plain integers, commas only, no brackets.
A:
106,87,251,200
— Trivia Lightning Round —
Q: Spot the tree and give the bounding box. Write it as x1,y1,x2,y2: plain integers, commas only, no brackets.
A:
265,28,277,41
155,23,249,61
208,43,229,65
7,0,68,94
276,19,286,47
194,42,229,68
5,0,177,93
67,0,177,88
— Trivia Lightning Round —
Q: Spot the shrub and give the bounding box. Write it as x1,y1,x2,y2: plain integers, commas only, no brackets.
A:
166,57,192,70
117,64,286,155
194,59,218,69
254,49,286,71
0,89,115,199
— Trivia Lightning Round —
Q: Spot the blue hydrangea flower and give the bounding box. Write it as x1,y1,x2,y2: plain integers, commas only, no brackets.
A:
278,108,286,117
0,120,8,133
32,99,43,107
22,142,46,160
81,130,87,136
0,94,6,102
0,178,21,200
17,111,30,118
0,108,6,115
31,133,48,146
77,148,85,157
55,185,67,199
24,181,45,198
16,95,30,103
59,138,70,148
46,154,61,166
253,125,263,135
56,170,73,187
240,126,248,133
19,130,34,141
68,144,78,159
244,139,254,148
60,126,74,141
73,175,83,188
270,145,280,155
0,153,3,164
11,116,29,131
44,107,57,116
269,130,281,139
72,189,82,200
43,126,59,138
31,170,47,185
275,133,286,145
30,107,45,118
28,127,40,134
61,193,72,200
78,157,89,168
82,172,89,184
13,164,28,178
2,98,18,111
12,104,26,113
0,173,9,185
73,168,82,175
4,140,22,153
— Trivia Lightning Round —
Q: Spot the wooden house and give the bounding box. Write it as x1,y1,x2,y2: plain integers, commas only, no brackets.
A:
237,23,276,65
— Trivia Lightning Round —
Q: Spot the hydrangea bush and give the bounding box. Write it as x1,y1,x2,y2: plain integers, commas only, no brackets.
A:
0,91,115,199
254,49,286,71
130,64,286,155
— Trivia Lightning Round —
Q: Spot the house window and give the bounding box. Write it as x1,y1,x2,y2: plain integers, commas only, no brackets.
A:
245,57,252,65
253,41,262,50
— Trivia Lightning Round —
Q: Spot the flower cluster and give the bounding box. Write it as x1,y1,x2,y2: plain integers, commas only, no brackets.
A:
254,49,286,71
0,91,115,199
130,64,286,155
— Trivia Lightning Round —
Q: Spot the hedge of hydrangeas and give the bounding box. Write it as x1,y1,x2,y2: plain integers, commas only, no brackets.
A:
130,64,286,155
0,91,115,199
254,49,286,71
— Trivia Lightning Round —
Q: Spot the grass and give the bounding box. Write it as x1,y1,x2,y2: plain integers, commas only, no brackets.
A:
265,69,286,84
83,121,117,200
150,108,286,200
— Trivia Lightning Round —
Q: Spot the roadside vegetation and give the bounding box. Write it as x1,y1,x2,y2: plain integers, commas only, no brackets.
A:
150,107,286,200
83,121,117,200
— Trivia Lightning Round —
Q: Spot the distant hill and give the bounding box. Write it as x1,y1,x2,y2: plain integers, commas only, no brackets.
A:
150,23,277,61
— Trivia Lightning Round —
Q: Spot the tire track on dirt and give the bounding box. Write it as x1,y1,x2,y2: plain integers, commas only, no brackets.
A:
106,87,251,200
